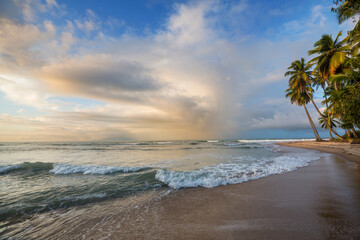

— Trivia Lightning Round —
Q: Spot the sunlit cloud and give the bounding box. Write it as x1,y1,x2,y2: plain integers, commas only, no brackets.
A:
0,0,351,141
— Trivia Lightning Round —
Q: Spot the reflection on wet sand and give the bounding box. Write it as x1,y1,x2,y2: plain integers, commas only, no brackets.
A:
315,157,360,239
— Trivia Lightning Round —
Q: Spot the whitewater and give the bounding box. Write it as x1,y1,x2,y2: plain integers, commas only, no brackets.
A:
0,139,325,226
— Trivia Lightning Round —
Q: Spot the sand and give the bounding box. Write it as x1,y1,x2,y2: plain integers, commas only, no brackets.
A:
4,144,360,240
278,140,360,164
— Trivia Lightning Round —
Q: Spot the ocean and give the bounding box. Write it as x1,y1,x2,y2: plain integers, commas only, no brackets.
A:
0,139,324,238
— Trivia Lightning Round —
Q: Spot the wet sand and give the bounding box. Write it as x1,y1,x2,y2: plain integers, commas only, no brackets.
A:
277,141,360,164
4,146,360,239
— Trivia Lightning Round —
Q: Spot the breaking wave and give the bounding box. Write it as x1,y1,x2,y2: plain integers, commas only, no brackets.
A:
50,164,148,175
0,162,148,175
155,152,322,189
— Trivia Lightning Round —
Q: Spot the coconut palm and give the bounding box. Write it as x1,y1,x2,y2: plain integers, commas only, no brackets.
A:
285,85,321,141
333,1,360,28
332,0,360,36
308,32,350,88
318,110,339,140
326,55,360,138
312,70,337,140
285,58,344,139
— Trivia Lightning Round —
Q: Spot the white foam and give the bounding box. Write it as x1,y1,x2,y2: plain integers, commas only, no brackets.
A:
155,141,173,144
223,143,264,148
0,164,22,174
155,152,323,189
50,164,145,175
207,140,219,143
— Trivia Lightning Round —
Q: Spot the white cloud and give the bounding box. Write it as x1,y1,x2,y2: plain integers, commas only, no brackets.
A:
0,75,56,110
0,0,349,140
311,5,327,27
75,9,102,35
14,0,59,22
160,2,214,46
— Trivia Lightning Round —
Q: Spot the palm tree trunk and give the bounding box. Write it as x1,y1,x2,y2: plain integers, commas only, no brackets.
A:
304,105,322,141
345,129,351,138
322,91,334,140
305,90,343,140
329,128,334,139
351,127,358,139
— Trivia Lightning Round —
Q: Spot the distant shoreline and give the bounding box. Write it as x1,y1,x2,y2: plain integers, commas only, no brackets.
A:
277,141,360,165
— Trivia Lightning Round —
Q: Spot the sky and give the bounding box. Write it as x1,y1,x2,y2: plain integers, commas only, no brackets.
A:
0,0,355,142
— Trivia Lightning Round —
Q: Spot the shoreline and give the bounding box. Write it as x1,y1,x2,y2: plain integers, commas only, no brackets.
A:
5,144,360,239
277,140,360,165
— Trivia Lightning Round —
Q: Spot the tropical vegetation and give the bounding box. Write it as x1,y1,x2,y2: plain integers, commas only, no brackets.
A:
285,0,360,141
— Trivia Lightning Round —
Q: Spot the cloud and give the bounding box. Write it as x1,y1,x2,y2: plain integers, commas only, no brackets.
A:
37,55,163,103
249,111,313,130
13,0,59,22
0,75,55,110
75,9,101,35
159,1,216,46
0,18,51,68
0,0,349,141
311,5,327,27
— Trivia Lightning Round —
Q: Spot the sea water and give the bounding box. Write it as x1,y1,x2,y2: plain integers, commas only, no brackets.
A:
0,139,323,234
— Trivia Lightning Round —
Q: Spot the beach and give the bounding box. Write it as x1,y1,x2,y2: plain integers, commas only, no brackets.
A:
2,141,360,239
278,141,360,164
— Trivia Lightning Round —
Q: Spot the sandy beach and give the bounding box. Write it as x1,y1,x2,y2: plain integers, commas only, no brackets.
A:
278,141,360,164
4,143,359,240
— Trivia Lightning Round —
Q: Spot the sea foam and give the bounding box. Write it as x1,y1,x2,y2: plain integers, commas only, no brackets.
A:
0,164,22,174
155,152,323,189
50,164,146,175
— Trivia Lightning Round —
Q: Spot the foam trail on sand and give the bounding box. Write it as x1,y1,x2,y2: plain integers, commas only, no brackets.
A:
155,152,323,189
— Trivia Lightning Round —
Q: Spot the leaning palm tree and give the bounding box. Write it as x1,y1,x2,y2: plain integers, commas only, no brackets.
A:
318,110,339,140
312,70,337,140
308,32,350,89
285,85,321,141
285,58,344,139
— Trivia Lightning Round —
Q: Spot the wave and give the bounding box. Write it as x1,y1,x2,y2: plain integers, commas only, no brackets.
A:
0,164,23,174
0,162,53,174
50,164,148,175
0,162,148,175
219,143,264,148
155,141,173,144
155,153,322,189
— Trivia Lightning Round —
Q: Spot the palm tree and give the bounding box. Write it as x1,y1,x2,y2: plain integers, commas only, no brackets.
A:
326,54,360,138
308,32,350,89
318,110,339,140
285,85,321,141
332,1,360,33
285,58,344,139
312,70,336,139
332,0,360,57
